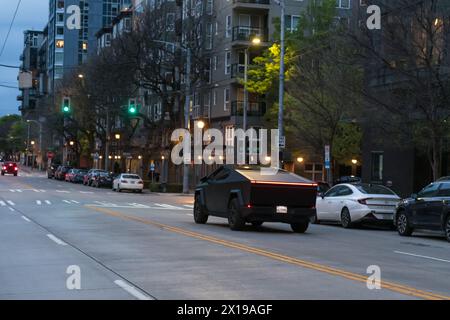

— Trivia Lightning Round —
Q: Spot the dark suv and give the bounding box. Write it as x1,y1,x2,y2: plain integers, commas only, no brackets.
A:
395,181,450,242
47,163,61,179
1,162,18,176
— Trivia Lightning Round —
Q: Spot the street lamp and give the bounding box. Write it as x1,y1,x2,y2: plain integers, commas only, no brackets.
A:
243,36,261,131
27,119,43,170
115,134,121,140
351,159,358,165
297,157,304,163
197,120,205,129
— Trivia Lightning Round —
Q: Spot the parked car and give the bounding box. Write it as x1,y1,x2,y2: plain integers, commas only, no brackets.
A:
315,183,401,228
54,165,73,180
193,166,318,232
91,171,114,188
65,169,88,183
1,162,18,176
72,169,88,183
83,169,107,186
316,181,331,194
47,163,61,179
437,176,450,182
395,181,450,242
112,174,144,193
334,176,362,185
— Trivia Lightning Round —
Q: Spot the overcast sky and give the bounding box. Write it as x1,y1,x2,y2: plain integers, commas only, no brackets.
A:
0,0,48,116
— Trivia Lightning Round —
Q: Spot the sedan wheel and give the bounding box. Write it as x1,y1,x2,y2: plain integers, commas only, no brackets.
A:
397,211,413,237
445,216,450,243
340,208,352,229
193,194,208,224
228,198,245,231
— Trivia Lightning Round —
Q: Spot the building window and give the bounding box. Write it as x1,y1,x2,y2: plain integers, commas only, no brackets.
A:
225,15,232,38
304,163,324,181
225,126,235,147
224,51,231,74
224,88,230,111
371,152,384,182
336,0,351,9
56,40,64,48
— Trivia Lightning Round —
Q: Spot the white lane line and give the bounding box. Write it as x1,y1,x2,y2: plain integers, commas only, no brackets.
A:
33,189,40,193
71,200,80,204
8,207,14,212
22,216,31,222
62,200,72,204
184,205,194,209
36,200,42,205
155,203,185,210
0,201,5,206
56,190,70,193
45,200,52,205
80,191,94,194
9,189,15,193
16,189,23,193
6,201,15,206
394,251,450,263
114,280,152,300
47,234,67,246
39,190,46,193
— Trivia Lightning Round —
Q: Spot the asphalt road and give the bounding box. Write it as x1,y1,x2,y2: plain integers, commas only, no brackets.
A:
0,167,449,300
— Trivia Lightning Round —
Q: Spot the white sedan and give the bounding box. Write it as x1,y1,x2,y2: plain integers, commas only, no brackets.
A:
113,174,144,193
315,183,401,228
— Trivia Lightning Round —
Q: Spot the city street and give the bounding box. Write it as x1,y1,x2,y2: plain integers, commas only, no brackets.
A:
0,167,449,300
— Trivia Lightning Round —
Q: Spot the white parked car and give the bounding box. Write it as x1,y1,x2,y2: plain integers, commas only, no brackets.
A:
315,183,401,228
112,174,144,193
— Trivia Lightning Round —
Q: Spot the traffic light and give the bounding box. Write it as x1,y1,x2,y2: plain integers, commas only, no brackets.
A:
128,98,137,114
62,97,71,113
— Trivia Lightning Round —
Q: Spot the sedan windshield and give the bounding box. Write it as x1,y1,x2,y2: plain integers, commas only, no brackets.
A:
355,184,396,195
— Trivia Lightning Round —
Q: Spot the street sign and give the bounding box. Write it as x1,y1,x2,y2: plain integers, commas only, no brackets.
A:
150,163,155,172
324,145,331,169
279,136,286,149
47,151,55,159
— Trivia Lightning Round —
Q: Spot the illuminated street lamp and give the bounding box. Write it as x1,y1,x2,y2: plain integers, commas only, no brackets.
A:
115,134,121,140
197,120,205,129
351,159,358,165
243,36,262,131
297,157,304,163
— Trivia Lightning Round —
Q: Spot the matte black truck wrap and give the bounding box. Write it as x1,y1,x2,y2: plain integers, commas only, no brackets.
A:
194,166,318,233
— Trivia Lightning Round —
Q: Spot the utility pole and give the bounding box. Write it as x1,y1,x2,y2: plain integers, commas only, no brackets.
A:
105,108,110,171
182,47,191,194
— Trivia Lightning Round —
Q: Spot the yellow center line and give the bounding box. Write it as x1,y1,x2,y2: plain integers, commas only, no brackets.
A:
87,205,450,300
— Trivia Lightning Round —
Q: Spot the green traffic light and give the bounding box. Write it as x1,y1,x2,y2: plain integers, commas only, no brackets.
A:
129,107,136,114
63,106,70,112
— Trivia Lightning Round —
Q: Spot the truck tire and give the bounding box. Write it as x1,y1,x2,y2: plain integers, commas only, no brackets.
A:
251,221,264,227
228,198,245,231
194,194,208,224
291,221,309,233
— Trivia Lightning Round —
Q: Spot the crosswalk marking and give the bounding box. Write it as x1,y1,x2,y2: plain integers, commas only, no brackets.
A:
36,200,42,205
7,201,15,206
62,200,72,204
45,200,52,205
0,201,6,206
71,200,80,204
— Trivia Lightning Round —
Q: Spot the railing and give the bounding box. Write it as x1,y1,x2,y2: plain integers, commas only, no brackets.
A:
231,101,267,117
233,0,270,5
231,64,245,78
232,26,268,42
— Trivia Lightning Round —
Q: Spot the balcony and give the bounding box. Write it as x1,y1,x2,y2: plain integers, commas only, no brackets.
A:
231,101,267,117
232,0,270,10
232,26,268,45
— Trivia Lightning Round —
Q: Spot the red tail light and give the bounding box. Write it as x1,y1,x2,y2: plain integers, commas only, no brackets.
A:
2,166,5,170
14,167,18,171
358,198,372,205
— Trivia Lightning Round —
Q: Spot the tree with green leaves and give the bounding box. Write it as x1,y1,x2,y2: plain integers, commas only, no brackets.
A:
246,0,363,181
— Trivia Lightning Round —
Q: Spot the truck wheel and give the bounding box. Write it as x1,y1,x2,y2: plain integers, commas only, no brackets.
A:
228,198,245,231
194,194,208,224
397,211,413,237
445,216,450,243
291,221,309,233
